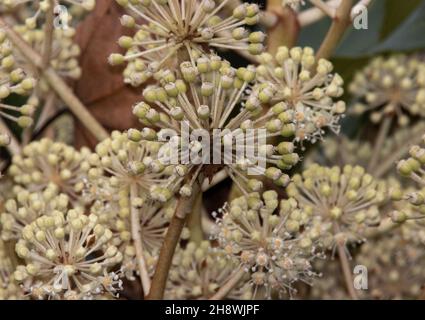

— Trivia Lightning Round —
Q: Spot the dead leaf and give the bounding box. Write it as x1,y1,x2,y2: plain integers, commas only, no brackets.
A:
72,0,141,148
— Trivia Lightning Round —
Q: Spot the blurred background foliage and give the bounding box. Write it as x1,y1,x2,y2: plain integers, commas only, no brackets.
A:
300,0,425,94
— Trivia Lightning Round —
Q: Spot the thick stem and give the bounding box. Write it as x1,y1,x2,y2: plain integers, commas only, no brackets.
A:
0,118,21,155
316,0,354,60
267,0,300,54
130,183,151,296
0,18,108,142
367,116,392,173
209,268,245,300
186,191,204,244
336,240,358,300
147,181,201,300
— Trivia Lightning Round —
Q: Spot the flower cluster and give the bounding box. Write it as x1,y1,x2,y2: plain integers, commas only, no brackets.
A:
165,241,252,300
356,232,425,299
349,55,425,126
0,239,25,300
91,193,177,279
256,46,345,143
13,207,123,300
287,164,387,249
130,55,297,196
0,29,37,132
397,136,425,186
213,190,321,298
14,25,82,80
305,121,425,174
0,0,95,28
391,135,425,222
87,131,174,202
110,0,264,86
8,138,93,202
1,184,69,241
308,259,349,300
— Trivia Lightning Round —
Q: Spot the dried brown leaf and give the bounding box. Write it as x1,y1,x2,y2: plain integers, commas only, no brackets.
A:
72,0,141,148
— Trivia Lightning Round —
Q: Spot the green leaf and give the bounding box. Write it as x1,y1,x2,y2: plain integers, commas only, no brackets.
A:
369,1,425,53
379,0,422,40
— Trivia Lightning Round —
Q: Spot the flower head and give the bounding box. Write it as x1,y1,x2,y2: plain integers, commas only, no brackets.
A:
0,239,25,299
14,25,82,80
91,193,178,279
287,164,387,249
131,55,297,196
0,0,95,28
391,135,425,222
8,138,93,202
111,0,264,86
213,190,320,298
1,184,69,241
356,232,425,299
305,121,425,174
165,241,252,300
349,54,425,126
87,131,174,202
256,46,346,143
13,207,123,300
397,136,425,186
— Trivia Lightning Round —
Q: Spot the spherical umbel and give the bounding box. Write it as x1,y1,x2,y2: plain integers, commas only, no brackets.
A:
110,0,264,86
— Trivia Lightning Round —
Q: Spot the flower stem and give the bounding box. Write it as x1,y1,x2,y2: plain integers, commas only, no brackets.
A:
316,0,354,60
0,18,108,142
147,181,201,300
368,116,392,173
336,241,358,300
364,217,400,239
130,183,151,296
186,191,204,244
209,268,245,300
